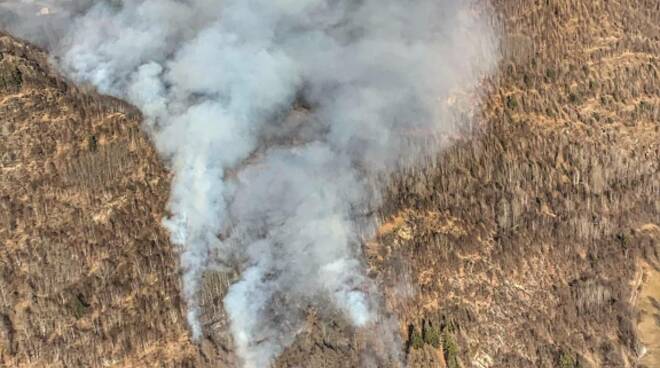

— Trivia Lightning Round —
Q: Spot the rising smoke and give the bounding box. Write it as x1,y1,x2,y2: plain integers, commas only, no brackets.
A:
1,0,498,366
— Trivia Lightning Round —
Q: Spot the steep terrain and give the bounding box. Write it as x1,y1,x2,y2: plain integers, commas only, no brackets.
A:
368,1,660,367
1,1,659,367
0,34,200,367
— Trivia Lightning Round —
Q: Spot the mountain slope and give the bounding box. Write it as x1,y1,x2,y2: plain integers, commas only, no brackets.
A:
368,1,660,367
277,1,660,367
0,1,659,367
0,33,201,367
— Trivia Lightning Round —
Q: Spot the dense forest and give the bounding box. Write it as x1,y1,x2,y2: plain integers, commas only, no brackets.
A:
0,0,658,367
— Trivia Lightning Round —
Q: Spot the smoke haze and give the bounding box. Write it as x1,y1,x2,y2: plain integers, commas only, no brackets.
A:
1,0,498,366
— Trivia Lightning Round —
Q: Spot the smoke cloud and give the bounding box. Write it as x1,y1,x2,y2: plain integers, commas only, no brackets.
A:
2,0,498,366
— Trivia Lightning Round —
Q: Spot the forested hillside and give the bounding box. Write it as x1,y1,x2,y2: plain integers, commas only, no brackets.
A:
0,1,658,367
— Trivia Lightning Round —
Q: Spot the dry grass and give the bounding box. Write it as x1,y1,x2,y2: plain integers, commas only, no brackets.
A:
361,1,660,367
0,0,659,367
0,34,200,367
636,260,660,368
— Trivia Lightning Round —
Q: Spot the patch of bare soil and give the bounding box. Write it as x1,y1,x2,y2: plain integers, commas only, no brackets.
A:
636,239,660,368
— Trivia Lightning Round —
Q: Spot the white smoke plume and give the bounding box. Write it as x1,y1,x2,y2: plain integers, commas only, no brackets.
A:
2,0,498,366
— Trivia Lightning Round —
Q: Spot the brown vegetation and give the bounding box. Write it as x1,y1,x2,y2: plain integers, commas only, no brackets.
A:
0,34,200,367
368,1,660,367
0,0,659,367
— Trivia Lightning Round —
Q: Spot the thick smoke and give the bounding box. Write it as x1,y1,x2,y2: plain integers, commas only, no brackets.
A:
0,1,96,46
2,0,498,366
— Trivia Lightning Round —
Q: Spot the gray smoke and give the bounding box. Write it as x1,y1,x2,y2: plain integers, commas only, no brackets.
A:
2,0,498,366
0,1,96,46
